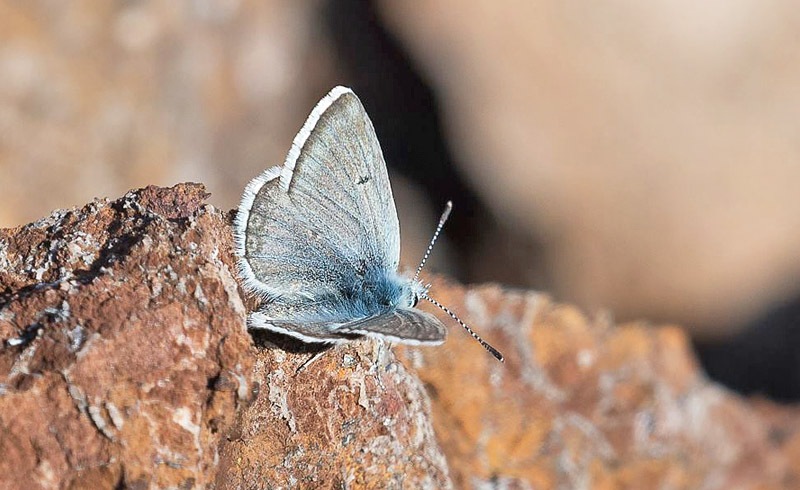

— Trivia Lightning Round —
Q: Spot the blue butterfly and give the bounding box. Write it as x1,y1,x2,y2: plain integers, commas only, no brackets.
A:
234,86,502,362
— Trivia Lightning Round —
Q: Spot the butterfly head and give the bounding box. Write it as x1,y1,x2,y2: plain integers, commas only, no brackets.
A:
406,279,430,308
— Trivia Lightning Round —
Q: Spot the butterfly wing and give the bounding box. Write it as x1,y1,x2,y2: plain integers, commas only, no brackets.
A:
234,87,401,302
338,308,446,345
251,308,447,345
248,311,359,344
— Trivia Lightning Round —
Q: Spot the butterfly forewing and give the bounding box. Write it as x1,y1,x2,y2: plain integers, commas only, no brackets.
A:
236,87,401,302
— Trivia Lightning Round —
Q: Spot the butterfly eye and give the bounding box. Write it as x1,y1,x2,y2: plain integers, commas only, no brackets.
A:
410,294,419,308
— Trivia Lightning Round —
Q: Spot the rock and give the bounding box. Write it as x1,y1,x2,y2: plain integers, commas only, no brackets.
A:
2,183,797,489
215,335,452,489
396,282,800,489
0,183,253,489
0,183,452,489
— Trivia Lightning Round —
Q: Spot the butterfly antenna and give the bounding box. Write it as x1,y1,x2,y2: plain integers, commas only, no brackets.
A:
422,294,504,362
414,201,453,282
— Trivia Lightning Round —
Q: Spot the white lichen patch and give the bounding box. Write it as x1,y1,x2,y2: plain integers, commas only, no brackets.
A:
0,238,11,271
354,349,453,488
74,332,101,360
65,379,88,413
88,404,116,440
9,342,37,376
173,406,202,451
514,293,565,402
33,459,58,490
193,283,208,307
464,290,491,325
209,244,220,262
174,326,210,360
139,235,154,250
226,371,247,400
6,337,26,347
106,401,125,430
29,208,69,232
163,264,178,283
267,369,296,432
0,309,13,324
44,300,71,322
65,232,99,268
633,410,656,449
66,325,85,352
357,377,369,410
549,411,616,487
31,265,48,282
219,266,247,317
153,281,164,299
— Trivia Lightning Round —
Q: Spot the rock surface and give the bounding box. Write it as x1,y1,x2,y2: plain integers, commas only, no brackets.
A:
1,184,798,489
0,183,253,489
215,336,452,489
397,284,800,489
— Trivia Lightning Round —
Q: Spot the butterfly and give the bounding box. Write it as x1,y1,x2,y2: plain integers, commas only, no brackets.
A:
234,86,503,362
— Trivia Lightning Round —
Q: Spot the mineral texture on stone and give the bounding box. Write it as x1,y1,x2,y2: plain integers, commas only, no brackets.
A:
0,184,797,489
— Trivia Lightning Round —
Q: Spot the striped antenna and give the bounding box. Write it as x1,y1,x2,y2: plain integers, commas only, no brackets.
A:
423,294,504,362
414,201,453,281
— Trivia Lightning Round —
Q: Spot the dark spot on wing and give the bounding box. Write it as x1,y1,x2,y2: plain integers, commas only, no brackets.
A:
356,175,370,185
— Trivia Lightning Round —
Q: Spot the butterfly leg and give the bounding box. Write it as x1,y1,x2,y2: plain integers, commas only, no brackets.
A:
295,350,327,374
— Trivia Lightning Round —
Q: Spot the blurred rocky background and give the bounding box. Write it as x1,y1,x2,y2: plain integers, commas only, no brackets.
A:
1,1,799,400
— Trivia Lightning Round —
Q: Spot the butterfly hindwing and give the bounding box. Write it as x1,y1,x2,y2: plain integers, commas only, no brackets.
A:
249,311,359,344
337,308,447,345
250,308,447,345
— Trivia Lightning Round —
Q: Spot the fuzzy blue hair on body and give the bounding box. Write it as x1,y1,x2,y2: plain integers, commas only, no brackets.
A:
260,268,423,326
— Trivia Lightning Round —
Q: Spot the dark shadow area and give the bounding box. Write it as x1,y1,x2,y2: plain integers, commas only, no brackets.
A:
250,328,359,354
695,296,800,402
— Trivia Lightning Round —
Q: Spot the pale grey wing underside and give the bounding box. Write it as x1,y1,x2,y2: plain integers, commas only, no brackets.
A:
249,310,358,344
249,308,446,345
234,86,401,300
338,308,447,345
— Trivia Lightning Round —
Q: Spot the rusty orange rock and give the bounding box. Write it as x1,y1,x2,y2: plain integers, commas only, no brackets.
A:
0,184,253,489
396,282,800,489
216,337,451,489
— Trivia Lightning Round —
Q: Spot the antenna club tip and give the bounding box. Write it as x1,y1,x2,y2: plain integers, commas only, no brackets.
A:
440,201,453,223
489,348,505,363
